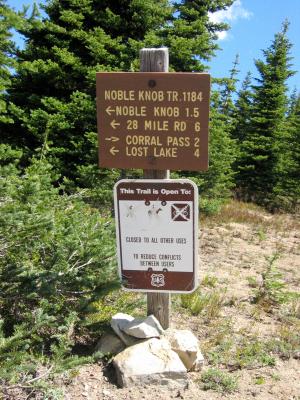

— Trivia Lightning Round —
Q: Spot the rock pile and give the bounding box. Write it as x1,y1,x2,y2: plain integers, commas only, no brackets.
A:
95,313,204,388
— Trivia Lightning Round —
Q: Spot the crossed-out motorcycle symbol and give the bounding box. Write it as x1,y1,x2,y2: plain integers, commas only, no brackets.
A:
171,203,190,221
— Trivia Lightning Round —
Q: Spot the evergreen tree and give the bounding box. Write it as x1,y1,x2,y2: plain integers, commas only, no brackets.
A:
182,89,237,213
5,0,235,186
219,53,239,117
0,1,16,124
231,71,252,142
192,57,240,210
237,21,295,206
146,0,234,72
273,92,300,210
6,0,172,181
201,90,237,206
231,72,253,194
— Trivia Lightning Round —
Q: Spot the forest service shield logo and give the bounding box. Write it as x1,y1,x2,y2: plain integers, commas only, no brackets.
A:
151,274,165,287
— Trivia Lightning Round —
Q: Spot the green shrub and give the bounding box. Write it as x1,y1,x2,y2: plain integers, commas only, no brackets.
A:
181,288,224,319
85,290,144,327
199,197,225,215
0,156,118,388
202,274,218,288
254,253,288,308
200,368,238,393
206,334,276,370
234,339,276,368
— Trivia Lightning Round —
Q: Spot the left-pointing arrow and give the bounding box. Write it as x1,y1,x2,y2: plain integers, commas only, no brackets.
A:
110,119,120,129
110,147,119,156
106,106,115,116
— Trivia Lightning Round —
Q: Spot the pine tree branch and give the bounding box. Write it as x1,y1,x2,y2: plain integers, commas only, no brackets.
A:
4,365,54,390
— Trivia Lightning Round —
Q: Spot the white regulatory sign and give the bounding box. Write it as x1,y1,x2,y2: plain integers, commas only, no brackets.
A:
114,179,199,293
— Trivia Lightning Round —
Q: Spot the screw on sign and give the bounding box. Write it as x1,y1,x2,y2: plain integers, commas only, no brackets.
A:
114,179,199,293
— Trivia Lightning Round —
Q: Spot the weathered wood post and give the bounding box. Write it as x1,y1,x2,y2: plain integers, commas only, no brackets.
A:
140,47,170,329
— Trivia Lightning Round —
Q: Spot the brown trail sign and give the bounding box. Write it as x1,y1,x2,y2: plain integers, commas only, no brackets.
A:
96,72,210,171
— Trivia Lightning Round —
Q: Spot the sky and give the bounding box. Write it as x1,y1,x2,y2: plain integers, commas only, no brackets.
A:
6,0,300,93
208,0,300,92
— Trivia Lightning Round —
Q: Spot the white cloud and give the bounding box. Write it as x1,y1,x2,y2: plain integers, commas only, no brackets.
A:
209,0,253,40
217,31,229,41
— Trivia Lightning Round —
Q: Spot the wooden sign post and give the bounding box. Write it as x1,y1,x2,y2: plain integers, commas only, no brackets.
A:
140,47,170,329
96,48,211,330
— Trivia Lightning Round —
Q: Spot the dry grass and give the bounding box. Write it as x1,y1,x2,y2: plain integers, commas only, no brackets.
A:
200,199,300,232
181,288,224,320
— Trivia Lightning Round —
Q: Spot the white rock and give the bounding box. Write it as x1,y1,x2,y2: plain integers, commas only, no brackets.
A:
113,338,188,388
111,313,141,346
121,315,164,339
165,329,204,371
191,350,205,371
95,332,125,355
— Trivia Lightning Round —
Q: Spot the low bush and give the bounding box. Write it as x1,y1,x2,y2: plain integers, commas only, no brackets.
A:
200,368,238,393
0,150,118,391
181,288,224,319
253,253,288,309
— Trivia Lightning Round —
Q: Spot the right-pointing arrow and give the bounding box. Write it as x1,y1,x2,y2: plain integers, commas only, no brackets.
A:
109,147,119,156
105,137,120,142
